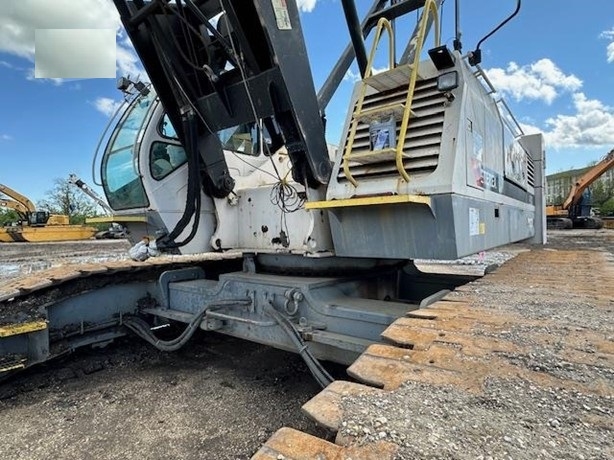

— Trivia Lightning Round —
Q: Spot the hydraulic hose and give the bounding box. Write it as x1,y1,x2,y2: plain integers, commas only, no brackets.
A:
124,299,251,352
157,110,202,248
263,302,333,388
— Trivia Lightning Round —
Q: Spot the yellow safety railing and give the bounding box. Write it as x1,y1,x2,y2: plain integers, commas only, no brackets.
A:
342,0,440,186
395,0,440,181
342,17,395,187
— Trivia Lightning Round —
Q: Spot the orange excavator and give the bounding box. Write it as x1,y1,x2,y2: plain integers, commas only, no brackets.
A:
0,183,96,242
546,149,614,229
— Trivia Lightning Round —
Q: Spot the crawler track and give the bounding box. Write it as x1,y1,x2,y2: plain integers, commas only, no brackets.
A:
0,252,243,306
254,247,614,458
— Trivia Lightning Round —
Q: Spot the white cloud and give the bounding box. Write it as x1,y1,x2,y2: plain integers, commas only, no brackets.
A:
343,68,361,83
485,59,582,105
25,67,63,85
0,0,146,82
1,134,13,141
0,0,120,60
93,97,124,117
543,93,614,148
297,0,318,13
601,28,614,63
116,36,148,81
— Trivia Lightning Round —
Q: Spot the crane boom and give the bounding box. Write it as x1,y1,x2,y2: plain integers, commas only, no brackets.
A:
0,184,36,213
563,149,614,210
68,174,114,215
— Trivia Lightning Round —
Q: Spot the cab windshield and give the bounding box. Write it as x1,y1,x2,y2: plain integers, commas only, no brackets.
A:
102,91,155,210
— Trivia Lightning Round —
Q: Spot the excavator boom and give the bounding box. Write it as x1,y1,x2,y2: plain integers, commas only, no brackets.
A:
0,198,29,217
0,184,36,214
562,149,614,209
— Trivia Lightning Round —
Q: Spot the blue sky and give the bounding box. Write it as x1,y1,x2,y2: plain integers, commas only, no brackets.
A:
1,0,613,203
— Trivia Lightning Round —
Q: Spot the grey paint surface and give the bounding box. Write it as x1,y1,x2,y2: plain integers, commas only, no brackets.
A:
327,193,536,260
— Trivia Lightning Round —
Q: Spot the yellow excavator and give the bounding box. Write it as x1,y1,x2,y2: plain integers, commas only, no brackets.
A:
0,183,97,242
0,198,29,242
546,149,614,229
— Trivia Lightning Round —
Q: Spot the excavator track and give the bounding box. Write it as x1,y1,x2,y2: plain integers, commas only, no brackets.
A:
0,252,243,321
254,246,614,459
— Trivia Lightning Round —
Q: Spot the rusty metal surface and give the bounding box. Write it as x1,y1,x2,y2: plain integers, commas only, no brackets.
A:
254,247,614,459
253,427,398,460
0,252,243,304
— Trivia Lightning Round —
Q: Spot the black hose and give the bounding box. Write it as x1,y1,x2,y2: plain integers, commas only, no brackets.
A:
158,110,202,248
475,0,521,53
263,302,333,388
123,315,202,352
124,299,251,352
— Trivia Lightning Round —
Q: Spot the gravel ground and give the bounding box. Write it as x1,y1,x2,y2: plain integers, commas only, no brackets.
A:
340,377,611,459
0,240,131,282
338,229,614,460
1,230,612,459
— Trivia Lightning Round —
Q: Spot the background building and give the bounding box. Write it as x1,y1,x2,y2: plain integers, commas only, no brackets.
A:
546,164,614,208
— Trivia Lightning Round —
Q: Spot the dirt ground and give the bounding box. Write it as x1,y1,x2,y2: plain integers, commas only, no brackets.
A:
0,332,340,460
0,230,612,459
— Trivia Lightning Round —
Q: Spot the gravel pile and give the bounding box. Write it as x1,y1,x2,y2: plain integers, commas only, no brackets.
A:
340,377,612,459
416,249,521,268
338,230,614,459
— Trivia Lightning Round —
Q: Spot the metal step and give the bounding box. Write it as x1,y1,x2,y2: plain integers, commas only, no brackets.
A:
308,330,376,353
0,354,27,373
0,320,48,338
345,147,407,165
355,102,411,124
363,64,424,91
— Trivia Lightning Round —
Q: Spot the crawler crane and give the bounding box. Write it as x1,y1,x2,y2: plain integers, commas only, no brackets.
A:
68,174,128,239
0,0,544,387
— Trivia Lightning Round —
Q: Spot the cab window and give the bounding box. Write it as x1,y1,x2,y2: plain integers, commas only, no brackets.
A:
218,122,264,156
159,113,179,139
102,92,154,210
150,141,188,180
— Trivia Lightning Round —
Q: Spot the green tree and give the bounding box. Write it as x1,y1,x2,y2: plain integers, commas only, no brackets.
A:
37,178,98,224
0,208,19,226
600,197,614,216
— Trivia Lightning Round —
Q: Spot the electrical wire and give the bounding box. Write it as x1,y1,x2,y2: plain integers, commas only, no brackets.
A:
218,3,310,238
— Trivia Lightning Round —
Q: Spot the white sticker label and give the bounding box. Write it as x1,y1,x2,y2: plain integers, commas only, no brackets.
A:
469,207,480,236
271,0,292,30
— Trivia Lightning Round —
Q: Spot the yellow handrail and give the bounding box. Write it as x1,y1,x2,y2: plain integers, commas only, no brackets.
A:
342,0,441,186
395,0,440,182
364,18,395,79
343,17,396,187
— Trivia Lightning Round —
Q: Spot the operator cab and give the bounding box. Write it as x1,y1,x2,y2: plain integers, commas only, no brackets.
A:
99,84,278,253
